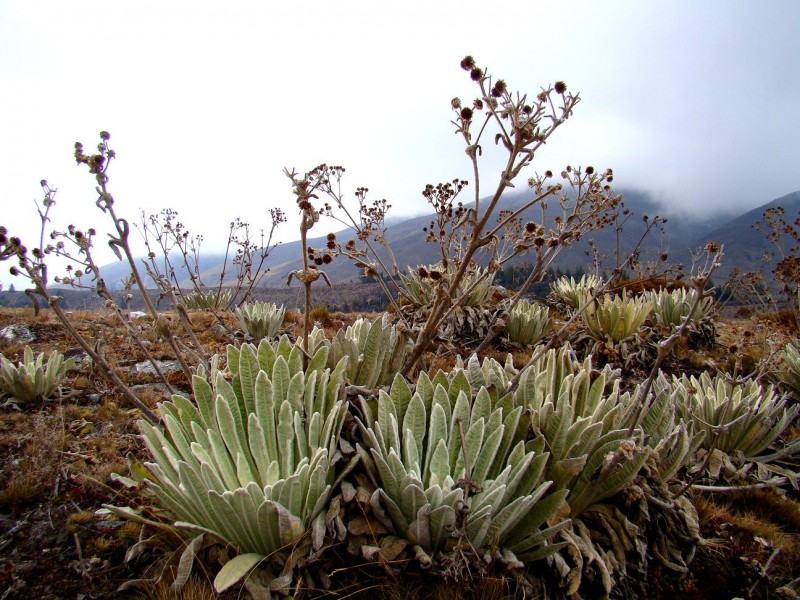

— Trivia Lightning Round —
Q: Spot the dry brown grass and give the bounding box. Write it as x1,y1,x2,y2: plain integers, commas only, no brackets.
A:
0,409,67,508
694,489,800,585
149,578,217,600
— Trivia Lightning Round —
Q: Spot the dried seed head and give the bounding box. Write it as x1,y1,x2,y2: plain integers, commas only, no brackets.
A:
491,79,507,97
470,68,483,81
554,81,567,94
460,55,476,71
460,107,473,120
705,241,721,253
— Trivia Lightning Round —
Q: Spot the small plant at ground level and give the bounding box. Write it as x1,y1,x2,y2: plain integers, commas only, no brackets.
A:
0,345,72,404
550,274,604,310
514,347,649,516
327,314,412,388
235,301,286,340
398,262,505,345
773,341,800,400
673,372,800,475
644,287,715,332
180,289,232,311
504,299,551,346
581,291,653,344
399,263,497,310
308,304,331,324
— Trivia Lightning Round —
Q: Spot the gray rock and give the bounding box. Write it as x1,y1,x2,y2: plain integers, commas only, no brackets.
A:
0,324,35,344
132,359,183,375
128,311,149,320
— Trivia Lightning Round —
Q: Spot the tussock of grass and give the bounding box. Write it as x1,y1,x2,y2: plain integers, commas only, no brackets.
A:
695,490,800,584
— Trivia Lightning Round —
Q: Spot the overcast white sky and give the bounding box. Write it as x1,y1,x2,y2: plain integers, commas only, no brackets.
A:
1,0,799,287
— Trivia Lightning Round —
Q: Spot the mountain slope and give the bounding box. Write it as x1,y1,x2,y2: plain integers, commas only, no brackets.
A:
686,190,800,281
96,188,800,290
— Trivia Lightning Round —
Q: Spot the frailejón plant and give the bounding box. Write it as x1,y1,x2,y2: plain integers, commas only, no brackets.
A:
673,372,800,466
644,287,715,332
582,291,653,344
235,301,286,340
327,314,411,388
513,346,648,516
504,299,551,346
0,345,72,404
399,263,496,310
356,370,570,564
180,289,233,311
550,274,603,310
398,263,503,345
128,336,349,592
773,342,800,400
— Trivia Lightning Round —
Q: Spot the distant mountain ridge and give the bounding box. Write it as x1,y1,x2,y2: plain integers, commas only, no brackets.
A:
94,188,799,290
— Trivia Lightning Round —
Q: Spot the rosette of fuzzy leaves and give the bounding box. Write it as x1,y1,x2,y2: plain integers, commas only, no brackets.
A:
581,291,653,344
643,287,715,333
327,314,412,388
773,342,800,401
504,300,552,346
134,336,349,590
0,345,72,404
512,347,705,594
672,372,800,465
235,301,286,340
357,370,570,563
398,263,503,345
181,289,232,310
513,346,649,516
550,274,603,310
399,263,497,309
641,375,705,483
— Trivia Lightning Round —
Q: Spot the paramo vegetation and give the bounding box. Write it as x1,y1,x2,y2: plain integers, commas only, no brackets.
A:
1,56,799,599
